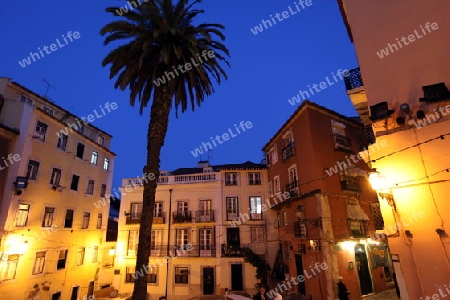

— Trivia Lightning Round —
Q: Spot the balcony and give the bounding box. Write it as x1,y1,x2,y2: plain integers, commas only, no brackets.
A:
126,212,166,224
293,221,307,238
344,67,363,90
340,175,362,193
153,212,166,224
285,180,299,197
194,210,215,222
172,244,217,257
221,244,244,257
334,134,352,151
174,173,217,184
282,142,295,161
172,211,193,223
126,213,142,224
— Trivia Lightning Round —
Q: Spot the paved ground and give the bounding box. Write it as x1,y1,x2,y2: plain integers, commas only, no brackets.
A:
188,288,399,300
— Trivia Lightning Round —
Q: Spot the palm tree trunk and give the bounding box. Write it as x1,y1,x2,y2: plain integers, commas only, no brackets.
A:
132,86,172,300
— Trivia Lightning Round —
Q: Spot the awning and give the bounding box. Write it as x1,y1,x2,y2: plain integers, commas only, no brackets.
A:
347,203,369,220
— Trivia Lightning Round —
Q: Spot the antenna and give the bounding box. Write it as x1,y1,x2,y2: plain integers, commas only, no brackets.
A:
42,78,56,101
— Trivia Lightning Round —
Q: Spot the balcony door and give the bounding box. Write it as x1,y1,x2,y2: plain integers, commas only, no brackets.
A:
130,203,142,220
226,197,239,220
154,202,163,218
178,201,188,216
150,230,162,255
199,228,214,257
227,228,240,248
199,200,211,222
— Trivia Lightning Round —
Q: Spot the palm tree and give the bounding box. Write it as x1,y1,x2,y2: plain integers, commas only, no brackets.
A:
100,1,230,299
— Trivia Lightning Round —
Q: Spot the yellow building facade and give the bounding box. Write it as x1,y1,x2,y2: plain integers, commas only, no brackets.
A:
0,77,115,299
109,161,277,300
338,1,450,298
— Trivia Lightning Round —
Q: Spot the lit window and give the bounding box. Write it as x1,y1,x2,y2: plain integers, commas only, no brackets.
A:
127,230,139,256
32,251,46,275
103,158,109,171
249,196,262,220
91,151,98,165
125,266,157,283
0,254,19,281
15,204,30,227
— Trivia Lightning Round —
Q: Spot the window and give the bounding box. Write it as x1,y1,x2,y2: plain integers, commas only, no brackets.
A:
82,212,90,229
50,168,61,186
96,213,102,229
287,166,298,195
371,203,384,230
270,146,278,164
150,230,162,252
56,134,68,151
226,197,239,220
248,172,261,185
177,201,189,215
251,227,264,242
15,204,30,227
57,250,68,270
35,121,48,141
249,196,262,220
276,213,281,227
42,207,55,227
92,246,98,263
130,203,142,219
0,254,19,281
77,125,85,134
76,247,85,266
176,229,190,248
27,160,40,180
174,267,189,284
70,174,80,191
349,220,366,238
103,158,109,171
285,244,290,260
76,143,85,159
283,210,288,226
199,228,213,249
86,180,95,195
42,106,54,115
20,94,33,105
127,230,139,256
154,202,163,218
97,135,104,146
32,251,46,275
64,209,74,228
198,200,212,222
274,175,280,193
225,172,238,186
125,266,157,283
90,151,98,165
100,184,106,197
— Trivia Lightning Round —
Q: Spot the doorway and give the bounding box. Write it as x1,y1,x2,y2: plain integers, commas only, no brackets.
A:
295,254,306,296
203,267,214,295
87,281,94,298
51,292,61,300
231,264,243,291
70,286,79,300
355,244,373,295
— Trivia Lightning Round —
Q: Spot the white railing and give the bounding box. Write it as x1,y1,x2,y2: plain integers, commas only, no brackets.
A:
122,172,219,187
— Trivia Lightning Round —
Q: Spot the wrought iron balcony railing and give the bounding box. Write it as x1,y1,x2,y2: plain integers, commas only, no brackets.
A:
286,180,299,197
340,175,362,193
194,210,215,222
126,212,166,224
334,134,352,151
172,211,193,223
128,245,216,257
282,142,295,160
153,212,166,224
344,67,363,90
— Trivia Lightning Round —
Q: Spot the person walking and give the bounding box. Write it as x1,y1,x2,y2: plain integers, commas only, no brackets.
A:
338,276,350,300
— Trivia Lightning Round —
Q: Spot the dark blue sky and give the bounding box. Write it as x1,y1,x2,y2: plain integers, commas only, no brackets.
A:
0,0,358,193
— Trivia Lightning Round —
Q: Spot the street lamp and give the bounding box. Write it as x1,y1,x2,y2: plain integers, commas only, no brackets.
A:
367,169,388,190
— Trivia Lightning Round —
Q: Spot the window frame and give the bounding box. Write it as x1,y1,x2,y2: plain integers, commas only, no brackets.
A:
50,167,62,186
64,209,74,228
251,227,264,242
35,121,48,142
76,143,85,159
248,172,261,185
42,207,55,227
56,249,68,270
96,213,102,229
174,267,189,284
76,247,85,266
27,160,40,181
226,197,239,221
32,251,46,275
100,184,107,198
225,172,238,186
82,212,90,229
249,196,262,220
15,203,30,227
103,158,109,171
56,133,68,151
86,180,95,195
70,174,80,191
90,151,98,165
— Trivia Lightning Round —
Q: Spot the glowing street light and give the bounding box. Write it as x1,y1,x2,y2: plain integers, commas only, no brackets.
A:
368,169,388,190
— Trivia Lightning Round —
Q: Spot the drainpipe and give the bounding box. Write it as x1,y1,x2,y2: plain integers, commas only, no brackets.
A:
163,188,173,300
